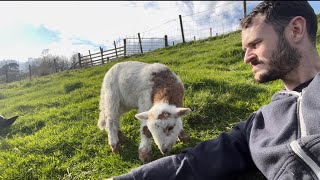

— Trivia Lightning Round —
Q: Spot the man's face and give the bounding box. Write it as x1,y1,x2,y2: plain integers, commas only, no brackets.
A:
241,14,301,83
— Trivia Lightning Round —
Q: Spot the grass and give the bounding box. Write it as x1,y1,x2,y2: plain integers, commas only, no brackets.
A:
1,15,320,179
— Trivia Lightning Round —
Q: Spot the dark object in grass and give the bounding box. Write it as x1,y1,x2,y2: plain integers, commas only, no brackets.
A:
0,115,19,129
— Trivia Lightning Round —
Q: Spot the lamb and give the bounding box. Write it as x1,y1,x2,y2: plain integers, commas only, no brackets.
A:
98,61,191,162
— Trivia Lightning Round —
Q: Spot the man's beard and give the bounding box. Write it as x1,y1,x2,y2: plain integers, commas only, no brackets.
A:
256,34,302,83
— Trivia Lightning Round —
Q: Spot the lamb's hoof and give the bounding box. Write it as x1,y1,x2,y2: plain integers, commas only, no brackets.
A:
138,148,152,162
178,130,190,143
111,143,121,154
117,131,126,144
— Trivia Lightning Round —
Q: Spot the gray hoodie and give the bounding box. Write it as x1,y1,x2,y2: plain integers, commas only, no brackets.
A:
114,73,320,180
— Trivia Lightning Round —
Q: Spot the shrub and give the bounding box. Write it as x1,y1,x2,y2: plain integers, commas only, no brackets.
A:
64,81,83,93
0,93,5,99
23,82,32,88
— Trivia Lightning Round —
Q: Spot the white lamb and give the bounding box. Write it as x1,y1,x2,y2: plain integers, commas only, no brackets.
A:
98,61,191,162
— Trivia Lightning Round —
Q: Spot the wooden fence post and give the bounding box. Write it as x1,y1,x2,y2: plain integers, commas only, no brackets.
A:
123,39,127,57
164,35,168,47
114,41,118,58
89,50,93,66
243,0,247,18
53,58,58,73
100,47,105,64
78,53,82,68
194,36,196,41
107,57,110,63
173,41,175,46
210,28,212,37
138,33,143,54
29,65,32,81
5,64,8,83
179,15,185,43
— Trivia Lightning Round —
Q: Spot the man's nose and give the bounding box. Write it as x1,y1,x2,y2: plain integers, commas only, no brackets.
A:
244,50,256,64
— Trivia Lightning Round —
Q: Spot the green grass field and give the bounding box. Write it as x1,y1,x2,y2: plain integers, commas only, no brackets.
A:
1,15,320,179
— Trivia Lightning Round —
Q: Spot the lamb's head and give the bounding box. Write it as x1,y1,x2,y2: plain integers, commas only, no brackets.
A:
135,103,191,155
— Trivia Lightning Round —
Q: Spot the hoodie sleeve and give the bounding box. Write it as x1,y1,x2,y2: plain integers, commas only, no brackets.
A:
113,113,257,180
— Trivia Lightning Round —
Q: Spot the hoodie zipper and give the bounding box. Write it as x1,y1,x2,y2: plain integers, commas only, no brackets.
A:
281,91,307,137
280,91,306,137
297,90,307,137
290,141,320,179
281,90,320,178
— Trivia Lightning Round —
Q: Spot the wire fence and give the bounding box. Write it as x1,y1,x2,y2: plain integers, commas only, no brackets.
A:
126,37,166,56
139,1,246,44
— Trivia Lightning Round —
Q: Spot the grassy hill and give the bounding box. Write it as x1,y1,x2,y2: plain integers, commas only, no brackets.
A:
1,15,320,179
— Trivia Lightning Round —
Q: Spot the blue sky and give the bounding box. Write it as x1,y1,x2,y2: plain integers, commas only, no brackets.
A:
0,1,319,62
309,1,320,14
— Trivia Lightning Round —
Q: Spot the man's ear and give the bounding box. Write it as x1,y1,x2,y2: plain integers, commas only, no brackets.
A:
176,108,191,117
135,112,149,121
288,16,306,43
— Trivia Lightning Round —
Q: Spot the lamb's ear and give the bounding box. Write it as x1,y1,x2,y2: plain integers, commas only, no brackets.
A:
176,108,191,117
135,111,149,121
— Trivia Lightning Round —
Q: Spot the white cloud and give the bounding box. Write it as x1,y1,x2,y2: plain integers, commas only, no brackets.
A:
0,1,261,62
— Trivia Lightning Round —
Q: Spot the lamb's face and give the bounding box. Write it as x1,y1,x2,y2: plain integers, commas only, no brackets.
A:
135,103,191,155
147,112,182,155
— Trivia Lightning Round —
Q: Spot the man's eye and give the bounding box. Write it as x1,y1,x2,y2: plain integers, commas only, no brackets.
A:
253,41,260,49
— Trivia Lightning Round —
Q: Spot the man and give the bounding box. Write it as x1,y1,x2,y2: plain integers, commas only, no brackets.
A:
107,1,320,179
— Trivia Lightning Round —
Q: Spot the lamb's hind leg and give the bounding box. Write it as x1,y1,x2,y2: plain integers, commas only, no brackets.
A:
99,88,125,153
98,110,122,153
99,112,125,153
106,117,121,153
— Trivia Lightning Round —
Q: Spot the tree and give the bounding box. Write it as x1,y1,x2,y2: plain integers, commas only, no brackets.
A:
0,62,20,83
31,49,72,76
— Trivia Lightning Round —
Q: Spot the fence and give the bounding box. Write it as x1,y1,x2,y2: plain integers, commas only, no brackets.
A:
69,34,169,69
69,43,125,70
125,36,168,56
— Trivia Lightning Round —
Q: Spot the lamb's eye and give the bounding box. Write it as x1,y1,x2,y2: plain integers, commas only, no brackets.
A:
158,111,171,120
168,126,174,131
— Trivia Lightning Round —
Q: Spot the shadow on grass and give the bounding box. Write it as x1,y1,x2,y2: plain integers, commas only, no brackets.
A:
184,78,267,132
115,130,202,164
0,120,45,138
185,78,266,102
118,136,140,162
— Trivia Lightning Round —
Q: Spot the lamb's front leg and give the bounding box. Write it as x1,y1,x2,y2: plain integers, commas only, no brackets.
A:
138,122,152,162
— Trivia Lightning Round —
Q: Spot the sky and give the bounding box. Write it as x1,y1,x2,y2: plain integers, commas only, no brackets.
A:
0,1,319,62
